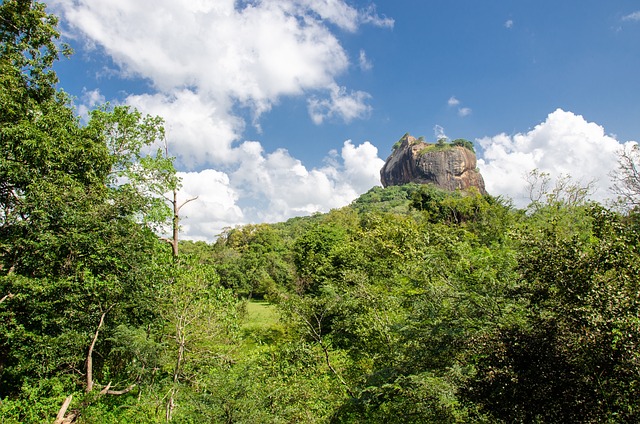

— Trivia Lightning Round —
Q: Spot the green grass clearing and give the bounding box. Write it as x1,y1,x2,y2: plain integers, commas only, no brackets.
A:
242,300,280,328
240,300,285,349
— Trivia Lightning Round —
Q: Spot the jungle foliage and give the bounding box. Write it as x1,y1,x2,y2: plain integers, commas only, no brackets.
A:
2,2,640,423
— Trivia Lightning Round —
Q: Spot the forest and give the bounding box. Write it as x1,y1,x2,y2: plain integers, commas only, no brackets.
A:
2,1,640,423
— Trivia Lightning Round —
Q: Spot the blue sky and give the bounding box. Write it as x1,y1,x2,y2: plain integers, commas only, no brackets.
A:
47,0,640,240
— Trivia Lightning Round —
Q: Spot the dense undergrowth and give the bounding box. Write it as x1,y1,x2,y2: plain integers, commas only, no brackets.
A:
6,182,639,423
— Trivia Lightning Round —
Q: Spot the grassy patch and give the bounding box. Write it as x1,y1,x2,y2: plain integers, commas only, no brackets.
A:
240,300,286,348
242,300,280,329
419,143,453,155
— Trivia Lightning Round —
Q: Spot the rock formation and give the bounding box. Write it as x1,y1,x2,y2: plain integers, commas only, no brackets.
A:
380,134,486,194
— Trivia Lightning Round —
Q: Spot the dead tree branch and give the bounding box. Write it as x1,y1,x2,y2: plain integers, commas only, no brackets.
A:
86,305,114,393
54,395,75,424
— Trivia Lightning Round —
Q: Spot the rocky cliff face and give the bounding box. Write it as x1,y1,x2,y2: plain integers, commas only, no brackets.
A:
380,134,486,194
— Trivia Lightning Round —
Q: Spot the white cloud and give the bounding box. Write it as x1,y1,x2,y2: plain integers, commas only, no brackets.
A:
76,88,105,121
48,0,392,239
219,139,384,225
308,83,372,124
175,169,244,241
622,11,640,22
458,107,472,117
359,49,373,71
434,125,448,140
125,90,243,168
477,109,635,207
50,0,384,129
289,0,393,32
340,140,386,193
505,19,514,29
171,139,383,239
50,0,385,166
448,96,471,117
297,0,360,32
359,4,395,28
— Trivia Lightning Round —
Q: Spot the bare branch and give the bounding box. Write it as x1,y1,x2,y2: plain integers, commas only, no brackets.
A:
526,169,550,205
0,292,13,304
611,144,640,210
86,305,115,393
54,395,73,424
99,381,112,395
105,383,137,396
176,196,198,213
319,338,355,398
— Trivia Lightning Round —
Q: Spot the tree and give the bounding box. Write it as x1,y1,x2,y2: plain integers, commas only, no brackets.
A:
0,0,69,102
525,168,596,211
465,205,640,422
158,259,239,421
213,224,295,298
0,3,179,422
611,144,640,210
451,138,475,153
0,0,111,277
293,223,348,294
86,105,201,258
281,287,355,398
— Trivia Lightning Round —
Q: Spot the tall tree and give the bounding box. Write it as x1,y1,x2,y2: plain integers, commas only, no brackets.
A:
87,107,197,257
0,3,174,422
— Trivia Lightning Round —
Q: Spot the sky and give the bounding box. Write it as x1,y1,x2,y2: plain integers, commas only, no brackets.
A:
45,0,640,240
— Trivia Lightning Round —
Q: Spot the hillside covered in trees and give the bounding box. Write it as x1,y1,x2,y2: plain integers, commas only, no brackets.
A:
2,2,640,423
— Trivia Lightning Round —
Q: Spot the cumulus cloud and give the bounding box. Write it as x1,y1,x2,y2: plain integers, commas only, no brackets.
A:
477,109,634,207
622,11,640,22
505,19,514,29
223,139,383,224
168,140,383,239
175,170,244,241
448,96,461,107
308,83,373,124
53,0,346,100
125,90,243,168
339,140,386,192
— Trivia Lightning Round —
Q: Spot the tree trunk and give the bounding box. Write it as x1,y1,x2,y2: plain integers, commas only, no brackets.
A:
172,189,179,257
86,307,112,393
163,188,197,258
166,315,186,421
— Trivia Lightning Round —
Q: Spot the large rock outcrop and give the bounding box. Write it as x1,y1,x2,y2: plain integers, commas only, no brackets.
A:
380,134,486,194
